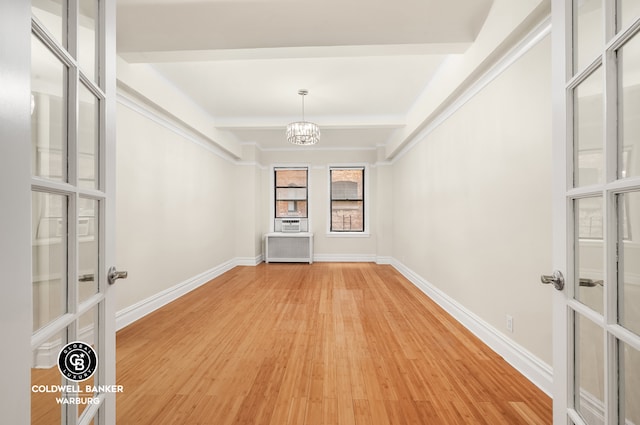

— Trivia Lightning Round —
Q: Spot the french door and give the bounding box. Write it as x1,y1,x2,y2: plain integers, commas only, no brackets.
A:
1,0,117,424
551,1,640,424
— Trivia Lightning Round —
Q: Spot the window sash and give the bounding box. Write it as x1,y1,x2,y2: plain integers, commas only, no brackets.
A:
275,168,308,218
330,168,364,232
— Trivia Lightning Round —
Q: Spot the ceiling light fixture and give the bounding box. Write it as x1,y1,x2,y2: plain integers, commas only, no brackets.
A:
286,89,320,145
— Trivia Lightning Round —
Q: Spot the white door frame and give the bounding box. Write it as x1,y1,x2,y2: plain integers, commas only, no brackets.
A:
551,1,640,424
0,0,117,423
0,1,34,423
101,0,118,421
551,1,570,423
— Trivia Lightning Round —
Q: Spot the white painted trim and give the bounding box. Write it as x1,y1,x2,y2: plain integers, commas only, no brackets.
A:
391,258,553,397
235,254,264,267
391,16,552,163
120,43,471,63
375,256,394,265
550,1,571,421
326,163,371,236
577,388,605,425
256,145,378,153
117,57,242,159
236,161,267,169
117,90,238,164
573,387,637,425
117,89,401,169
33,324,96,368
325,232,371,238
217,114,405,130
116,255,266,331
270,163,313,233
33,340,59,369
240,139,379,153
116,259,233,330
313,254,377,263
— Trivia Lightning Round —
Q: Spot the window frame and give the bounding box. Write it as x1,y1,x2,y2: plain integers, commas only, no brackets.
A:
271,164,311,233
274,166,309,219
327,164,369,236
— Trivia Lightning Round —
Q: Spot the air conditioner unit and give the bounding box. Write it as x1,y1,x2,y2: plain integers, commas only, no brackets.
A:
281,218,301,233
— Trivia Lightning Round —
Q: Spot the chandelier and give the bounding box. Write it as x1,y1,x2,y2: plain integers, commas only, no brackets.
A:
286,89,320,145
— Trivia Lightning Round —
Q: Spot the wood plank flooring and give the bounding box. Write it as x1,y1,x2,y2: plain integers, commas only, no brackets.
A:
115,263,551,424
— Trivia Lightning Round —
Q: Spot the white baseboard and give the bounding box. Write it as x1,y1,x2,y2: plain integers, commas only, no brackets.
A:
116,258,243,331
235,254,264,266
391,258,553,397
577,388,605,425
574,388,638,425
313,253,377,262
33,341,57,369
33,324,96,368
375,256,394,265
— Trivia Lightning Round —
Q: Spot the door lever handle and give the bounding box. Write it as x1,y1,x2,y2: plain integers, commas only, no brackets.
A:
79,274,94,282
108,266,128,285
579,278,604,287
541,270,564,291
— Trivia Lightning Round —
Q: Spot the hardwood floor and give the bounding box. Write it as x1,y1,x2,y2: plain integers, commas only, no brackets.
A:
114,263,551,424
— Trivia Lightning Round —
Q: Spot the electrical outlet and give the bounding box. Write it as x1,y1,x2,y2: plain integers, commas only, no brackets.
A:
506,315,514,333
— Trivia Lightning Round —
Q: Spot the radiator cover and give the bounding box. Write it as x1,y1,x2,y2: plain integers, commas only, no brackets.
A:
265,233,313,263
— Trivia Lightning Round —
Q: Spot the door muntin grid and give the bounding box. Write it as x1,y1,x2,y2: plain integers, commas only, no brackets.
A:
30,0,109,423
566,1,640,424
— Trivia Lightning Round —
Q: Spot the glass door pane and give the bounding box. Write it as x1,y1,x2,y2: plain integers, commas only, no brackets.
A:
574,313,605,424
78,0,98,82
618,0,640,31
31,35,68,183
619,340,640,425
78,83,99,190
31,329,67,425
574,0,603,74
32,191,68,332
618,32,640,180
574,67,604,187
618,191,640,336
31,0,67,48
78,198,99,304
575,197,605,315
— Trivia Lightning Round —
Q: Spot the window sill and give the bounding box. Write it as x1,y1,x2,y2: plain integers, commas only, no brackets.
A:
326,232,370,238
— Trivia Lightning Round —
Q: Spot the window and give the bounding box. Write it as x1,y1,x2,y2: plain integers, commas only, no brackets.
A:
330,167,364,232
275,168,308,218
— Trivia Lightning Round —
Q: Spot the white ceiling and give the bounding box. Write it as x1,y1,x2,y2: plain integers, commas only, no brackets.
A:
116,0,494,151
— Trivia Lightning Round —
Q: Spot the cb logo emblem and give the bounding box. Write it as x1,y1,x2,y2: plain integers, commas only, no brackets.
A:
57,341,98,382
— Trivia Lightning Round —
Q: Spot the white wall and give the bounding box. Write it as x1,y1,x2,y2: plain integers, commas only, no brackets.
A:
373,163,394,261
234,152,265,261
115,98,239,312
391,36,553,365
260,148,380,260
